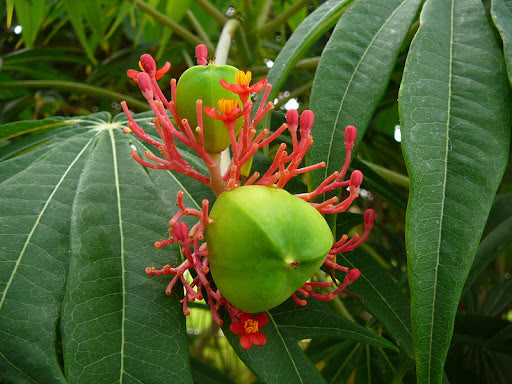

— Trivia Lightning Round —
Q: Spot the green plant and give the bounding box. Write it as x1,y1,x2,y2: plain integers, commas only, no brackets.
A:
1,1,512,383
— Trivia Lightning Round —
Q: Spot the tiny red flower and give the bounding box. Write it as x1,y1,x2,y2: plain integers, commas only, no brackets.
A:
220,70,268,103
127,54,171,83
204,98,244,122
230,313,269,350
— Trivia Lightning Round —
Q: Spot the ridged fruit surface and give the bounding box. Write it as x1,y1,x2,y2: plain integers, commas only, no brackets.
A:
175,64,241,153
207,185,333,313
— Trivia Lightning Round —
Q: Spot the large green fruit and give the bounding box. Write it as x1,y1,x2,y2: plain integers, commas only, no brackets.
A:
207,185,333,313
175,64,242,153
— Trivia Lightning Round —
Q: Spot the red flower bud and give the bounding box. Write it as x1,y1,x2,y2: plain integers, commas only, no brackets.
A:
140,54,156,76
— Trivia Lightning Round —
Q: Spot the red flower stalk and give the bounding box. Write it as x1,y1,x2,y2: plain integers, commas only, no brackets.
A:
124,45,375,350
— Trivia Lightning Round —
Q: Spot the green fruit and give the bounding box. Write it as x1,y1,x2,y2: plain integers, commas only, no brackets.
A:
175,64,242,153
207,185,333,313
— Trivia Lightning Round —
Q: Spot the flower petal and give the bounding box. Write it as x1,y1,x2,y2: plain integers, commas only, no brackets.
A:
251,332,267,346
230,321,244,335
239,312,253,323
240,334,253,350
254,313,269,328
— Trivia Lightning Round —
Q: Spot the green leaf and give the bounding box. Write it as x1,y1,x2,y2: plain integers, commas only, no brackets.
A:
221,292,396,383
446,315,512,382
398,0,512,382
308,0,422,188
271,299,397,350
0,118,70,141
481,277,512,317
0,113,198,383
222,306,328,384
311,340,365,383
0,125,89,383
190,357,237,384
1,48,89,80
492,0,512,83
351,158,408,211
12,0,48,48
463,193,512,293
265,0,353,101
340,250,414,358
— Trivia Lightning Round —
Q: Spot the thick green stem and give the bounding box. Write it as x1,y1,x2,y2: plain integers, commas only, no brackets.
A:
186,10,214,51
208,153,228,196
258,0,310,35
126,0,205,49
214,19,240,174
0,80,148,111
256,0,274,29
192,0,228,25
214,19,240,66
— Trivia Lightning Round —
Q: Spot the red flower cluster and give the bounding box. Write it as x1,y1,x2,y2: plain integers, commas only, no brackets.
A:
122,45,374,350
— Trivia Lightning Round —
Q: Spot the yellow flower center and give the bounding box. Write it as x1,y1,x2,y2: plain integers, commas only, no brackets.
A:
218,98,238,115
236,71,252,87
243,319,259,334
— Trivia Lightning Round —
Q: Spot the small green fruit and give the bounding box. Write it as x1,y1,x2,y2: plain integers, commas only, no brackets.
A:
175,64,242,153
207,185,333,313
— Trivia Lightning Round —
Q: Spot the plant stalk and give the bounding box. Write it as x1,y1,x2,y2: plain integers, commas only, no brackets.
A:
214,19,240,174
259,0,310,35
0,80,148,111
126,0,206,49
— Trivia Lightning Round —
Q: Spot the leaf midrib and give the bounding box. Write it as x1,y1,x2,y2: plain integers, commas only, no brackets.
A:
0,133,98,311
267,311,304,384
109,128,127,384
426,1,454,380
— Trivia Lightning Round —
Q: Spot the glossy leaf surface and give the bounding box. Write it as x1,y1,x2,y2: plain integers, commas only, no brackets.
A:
309,0,422,188
221,299,396,384
399,0,512,382
0,113,195,383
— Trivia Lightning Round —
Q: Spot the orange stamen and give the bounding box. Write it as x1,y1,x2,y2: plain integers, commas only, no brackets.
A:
218,98,238,115
236,71,252,87
244,319,259,333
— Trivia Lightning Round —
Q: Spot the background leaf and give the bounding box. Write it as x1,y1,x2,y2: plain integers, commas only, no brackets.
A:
398,0,512,382
340,250,414,358
463,193,512,294
264,0,353,101
492,0,512,83
308,0,422,188
11,0,48,48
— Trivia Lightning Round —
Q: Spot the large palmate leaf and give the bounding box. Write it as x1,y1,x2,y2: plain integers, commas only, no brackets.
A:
0,112,197,383
308,0,422,188
398,0,512,383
